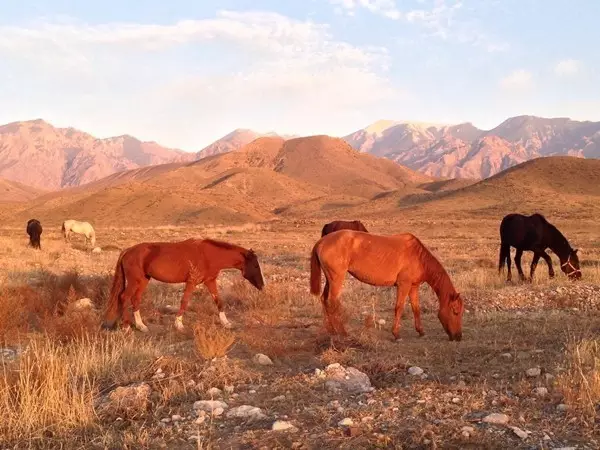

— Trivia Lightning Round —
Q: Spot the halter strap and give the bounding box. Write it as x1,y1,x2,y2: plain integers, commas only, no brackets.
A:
561,254,581,275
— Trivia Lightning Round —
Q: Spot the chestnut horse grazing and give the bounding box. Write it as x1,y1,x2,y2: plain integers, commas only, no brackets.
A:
310,230,464,341
321,220,368,237
102,238,265,332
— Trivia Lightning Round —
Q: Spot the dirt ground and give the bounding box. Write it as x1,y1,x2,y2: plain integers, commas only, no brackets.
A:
1,217,599,449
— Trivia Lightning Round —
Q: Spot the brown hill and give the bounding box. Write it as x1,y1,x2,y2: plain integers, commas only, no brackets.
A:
410,156,600,218
2,135,434,226
0,177,45,202
343,115,600,179
195,129,295,159
0,119,192,190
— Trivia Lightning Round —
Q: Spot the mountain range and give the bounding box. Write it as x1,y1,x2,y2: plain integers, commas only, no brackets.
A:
1,115,599,195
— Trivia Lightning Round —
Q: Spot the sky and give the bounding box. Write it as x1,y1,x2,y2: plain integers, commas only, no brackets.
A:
1,0,599,151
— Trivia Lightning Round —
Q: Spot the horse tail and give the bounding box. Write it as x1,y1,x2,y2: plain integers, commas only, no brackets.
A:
310,243,322,296
102,250,126,330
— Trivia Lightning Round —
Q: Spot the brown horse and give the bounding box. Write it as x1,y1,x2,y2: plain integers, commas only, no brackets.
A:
102,238,265,332
321,220,368,237
310,230,464,341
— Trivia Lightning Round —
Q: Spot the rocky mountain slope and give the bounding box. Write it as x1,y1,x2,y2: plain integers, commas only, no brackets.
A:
0,119,192,190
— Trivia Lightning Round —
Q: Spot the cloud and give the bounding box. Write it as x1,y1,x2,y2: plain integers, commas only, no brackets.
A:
0,11,402,148
329,0,401,20
554,59,581,77
500,69,533,89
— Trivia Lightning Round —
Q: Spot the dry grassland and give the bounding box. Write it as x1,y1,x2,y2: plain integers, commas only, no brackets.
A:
0,217,599,449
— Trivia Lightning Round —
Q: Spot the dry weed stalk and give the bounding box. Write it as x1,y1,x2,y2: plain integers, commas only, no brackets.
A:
193,322,235,360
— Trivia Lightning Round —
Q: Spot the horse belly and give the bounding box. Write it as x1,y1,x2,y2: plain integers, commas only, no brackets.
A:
347,266,397,287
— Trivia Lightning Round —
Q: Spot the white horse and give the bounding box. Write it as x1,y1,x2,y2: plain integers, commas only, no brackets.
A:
62,219,96,247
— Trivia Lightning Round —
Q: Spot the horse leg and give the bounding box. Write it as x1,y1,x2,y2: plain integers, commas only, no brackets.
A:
204,278,232,329
529,253,541,282
119,282,138,331
408,285,425,337
505,248,513,282
392,282,411,340
515,249,526,282
540,251,555,278
131,278,150,333
325,275,346,336
174,281,196,331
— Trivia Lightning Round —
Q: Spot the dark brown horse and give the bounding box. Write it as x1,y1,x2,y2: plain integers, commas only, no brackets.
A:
26,219,42,249
310,230,464,341
498,213,581,282
102,238,265,332
321,220,368,237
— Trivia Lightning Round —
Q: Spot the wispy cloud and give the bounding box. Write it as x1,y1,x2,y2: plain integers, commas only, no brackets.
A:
554,59,581,77
329,0,401,19
500,69,533,89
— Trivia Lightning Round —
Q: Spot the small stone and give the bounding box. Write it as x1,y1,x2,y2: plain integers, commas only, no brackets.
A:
195,416,206,425
556,403,569,412
249,389,257,394
526,367,541,377
407,366,424,376
212,407,224,417
361,416,374,422
272,395,286,402
461,426,475,438
253,354,274,366
510,426,528,440
160,418,171,423
452,397,461,404
193,400,228,413
482,413,510,425
171,414,183,422
92,247,102,253
532,387,548,397
338,418,353,427
272,420,296,431
500,353,513,360
226,405,267,421
207,387,222,397
377,319,386,326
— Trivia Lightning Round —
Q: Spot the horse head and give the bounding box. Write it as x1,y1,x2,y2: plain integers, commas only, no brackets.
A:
242,249,265,290
438,291,464,341
561,248,582,280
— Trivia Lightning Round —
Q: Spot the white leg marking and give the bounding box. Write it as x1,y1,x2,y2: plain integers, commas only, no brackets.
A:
133,310,149,333
219,311,232,329
174,315,184,331
260,270,266,287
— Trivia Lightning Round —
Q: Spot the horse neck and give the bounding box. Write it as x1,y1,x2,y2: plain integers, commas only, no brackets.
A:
418,247,457,306
546,224,571,260
206,243,246,270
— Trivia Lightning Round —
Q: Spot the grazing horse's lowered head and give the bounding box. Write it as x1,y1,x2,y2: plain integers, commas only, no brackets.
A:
560,248,582,280
26,219,43,250
437,292,465,341
242,249,265,290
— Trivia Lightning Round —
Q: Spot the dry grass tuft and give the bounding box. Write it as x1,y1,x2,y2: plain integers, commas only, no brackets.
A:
556,337,600,420
193,321,236,360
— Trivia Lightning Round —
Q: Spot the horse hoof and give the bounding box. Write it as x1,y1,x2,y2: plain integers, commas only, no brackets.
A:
222,322,233,329
137,325,149,333
417,331,425,337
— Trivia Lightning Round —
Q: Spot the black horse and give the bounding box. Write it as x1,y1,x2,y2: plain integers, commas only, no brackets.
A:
321,220,368,237
26,219,43,250
498,213,581,282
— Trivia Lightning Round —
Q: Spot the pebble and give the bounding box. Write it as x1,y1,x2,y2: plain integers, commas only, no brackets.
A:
482,413,510,425
338,418,354,427
272,395,286,402
526,367,542,377
532,387,548,397
195,416,206,425
212,407,224,417
510,426,528,439
461,426,475,438
556,403,569,412
171,414,183,422
500,353,513,360
407,366,424,376
272,420,296,431
253,354,274,366
193,400,228,412
207,387,222,397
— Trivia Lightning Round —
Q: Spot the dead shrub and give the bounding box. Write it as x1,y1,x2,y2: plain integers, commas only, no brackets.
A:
193,321,235,360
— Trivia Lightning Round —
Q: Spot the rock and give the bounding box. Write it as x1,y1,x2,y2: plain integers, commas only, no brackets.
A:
500,353,513,360
212,407,225,417
323,363,374,394
461,426,475,438
71,298,94,310
510,426,528,439
226,405,267,421
171,414,183,422
532,387,548,397
161,418,171,423
338,418,354,427
207,387,222,397
526,367,541,377
193,400,228,413
272,395,286,402
253,354,273,366
272,420,296,431
195,416,206,425
92,247,102,253
0,348,17,362
556,403,569,412
97,382,151,417
407,366,424,376
482,413,509,425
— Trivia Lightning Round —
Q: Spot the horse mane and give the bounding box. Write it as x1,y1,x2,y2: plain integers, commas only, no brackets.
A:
534,214,573,253
203,239,248,254
407,235,457,300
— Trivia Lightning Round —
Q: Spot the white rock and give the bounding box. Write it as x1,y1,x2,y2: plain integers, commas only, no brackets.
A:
510,426,528,440
193,400,228,412
253,354,273,366
532,387,548,397
556,403,569,412
526,367,541,377
226,405,266,421
482,413,510,425
500,353,513,360
461,426,475,438
324,364,374,394
212,407,224,417
272,395,286,402
272,420,296,431
195,416,206,425
407,366,424,376
207,387,222,397
161,418,171,423
171,414,183,422
338,418,353,427
92,247,102,253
